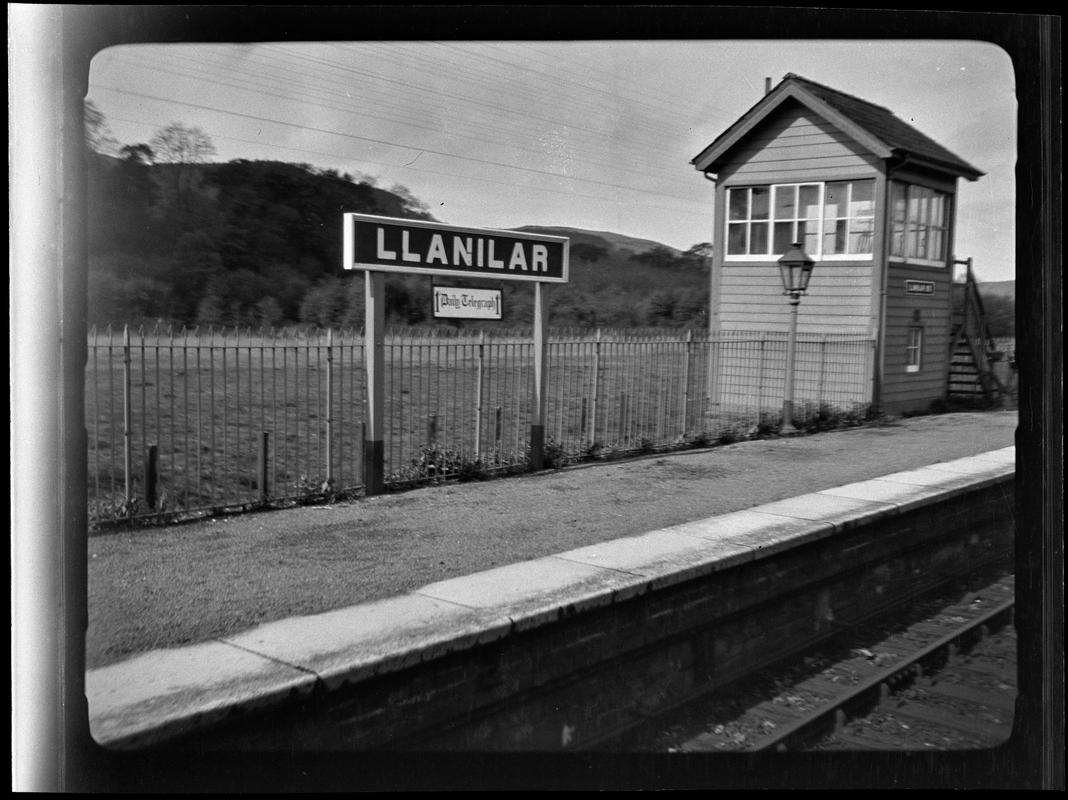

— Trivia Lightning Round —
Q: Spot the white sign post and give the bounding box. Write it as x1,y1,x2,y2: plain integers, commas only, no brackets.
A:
531,281,548,469
363,270,386,494
344,214,569,493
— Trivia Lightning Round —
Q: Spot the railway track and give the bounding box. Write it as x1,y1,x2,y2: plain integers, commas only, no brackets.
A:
809,602,1016,751
606,568,1016,752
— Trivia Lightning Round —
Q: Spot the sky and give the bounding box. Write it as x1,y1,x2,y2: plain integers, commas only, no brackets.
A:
86,39,1018,282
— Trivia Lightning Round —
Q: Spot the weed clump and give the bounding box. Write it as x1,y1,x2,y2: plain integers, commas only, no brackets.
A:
390,445,487,485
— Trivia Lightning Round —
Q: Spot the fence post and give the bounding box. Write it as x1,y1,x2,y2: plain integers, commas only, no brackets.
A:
258,431,270,501
324,328,334,490
757,337,767,418
474,330,485,460
122,324,133,507
818,336,827,406
144,444,158,511
359,422,366,484
706,328,720,419
494,405,502,461
681,329,693,437
589,328,601,447
619,392,629,443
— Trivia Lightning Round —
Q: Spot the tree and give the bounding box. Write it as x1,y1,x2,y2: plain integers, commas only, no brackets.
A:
571,242,609,263
169,232,223,321
149,122,218,225
385,276,429,325
149,122,217,164
195,293,226,328
87,142,158,255
389,183,433,220
300,278,348,327
255,297,284,329
630,245,678,270
84,100,118,156
681,242,714,270
262,263,312,323
645,290,679,325
981,293,1015,338
120,143,155,165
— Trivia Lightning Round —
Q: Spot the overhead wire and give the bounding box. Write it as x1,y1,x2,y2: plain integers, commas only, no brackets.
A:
103,42,709,177
103,48,682,181
503,41,739,127
369,41,688,141
101,109,702,216
257,42,695,169
88,41,721,245
91,83,701,203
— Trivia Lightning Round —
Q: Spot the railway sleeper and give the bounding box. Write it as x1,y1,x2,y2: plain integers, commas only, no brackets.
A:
920,679,1017,712
879,701,1011,744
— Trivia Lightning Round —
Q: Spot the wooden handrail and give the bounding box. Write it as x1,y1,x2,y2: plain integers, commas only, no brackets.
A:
954,258,999,358
952,257,1007,400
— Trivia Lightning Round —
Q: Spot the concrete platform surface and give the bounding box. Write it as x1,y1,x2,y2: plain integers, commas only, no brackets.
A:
87,443,1015,750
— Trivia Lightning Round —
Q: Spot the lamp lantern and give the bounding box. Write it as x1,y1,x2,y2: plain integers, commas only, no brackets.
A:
778,242,815,303
777,243,816,434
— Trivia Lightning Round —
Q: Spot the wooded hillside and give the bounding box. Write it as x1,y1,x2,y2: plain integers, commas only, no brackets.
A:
87,154,711,330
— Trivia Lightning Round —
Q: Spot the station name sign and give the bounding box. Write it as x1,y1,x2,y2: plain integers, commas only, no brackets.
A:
905,280,936,295
344,213,569,283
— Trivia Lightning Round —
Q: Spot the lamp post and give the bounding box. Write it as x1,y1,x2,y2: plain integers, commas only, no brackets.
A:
778,242,815,435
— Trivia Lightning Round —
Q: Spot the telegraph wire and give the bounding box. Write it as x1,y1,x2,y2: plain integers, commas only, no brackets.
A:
374,41,688,140
259,43,687,157
92,84,704,204
99,108,708,239
104,46,687,178
104,50,681,181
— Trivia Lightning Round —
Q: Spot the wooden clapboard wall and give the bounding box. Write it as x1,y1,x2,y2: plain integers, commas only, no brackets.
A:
711,102,883,338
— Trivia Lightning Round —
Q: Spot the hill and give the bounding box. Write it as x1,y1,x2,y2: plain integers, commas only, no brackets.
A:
977,280,1015,338
977,280,1015,301
86,155,709,330
511,225,684,257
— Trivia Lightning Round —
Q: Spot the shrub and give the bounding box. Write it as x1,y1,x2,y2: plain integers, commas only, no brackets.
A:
717,428,738,445
754,413,780,437
542,436,571,470
389,445,487,485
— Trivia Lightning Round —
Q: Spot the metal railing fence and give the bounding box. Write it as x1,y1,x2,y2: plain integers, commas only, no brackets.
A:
86,325,368,521
86,325,875,524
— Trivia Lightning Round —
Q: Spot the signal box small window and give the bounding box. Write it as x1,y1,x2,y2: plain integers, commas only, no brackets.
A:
906,327,923,373
890,182,950,265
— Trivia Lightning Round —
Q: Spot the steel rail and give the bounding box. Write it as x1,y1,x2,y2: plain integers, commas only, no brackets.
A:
753,597,1016,752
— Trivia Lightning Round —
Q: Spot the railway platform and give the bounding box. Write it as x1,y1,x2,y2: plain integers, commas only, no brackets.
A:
86,411,1018,754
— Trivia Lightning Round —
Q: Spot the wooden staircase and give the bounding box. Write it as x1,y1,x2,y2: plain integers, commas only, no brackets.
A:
948,258,1011,405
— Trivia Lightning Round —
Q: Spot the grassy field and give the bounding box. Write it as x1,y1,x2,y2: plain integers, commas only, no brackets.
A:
86,327,875,524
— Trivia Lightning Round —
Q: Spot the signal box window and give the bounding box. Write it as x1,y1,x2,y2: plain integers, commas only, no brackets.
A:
727,180,875,259
906,326,923,373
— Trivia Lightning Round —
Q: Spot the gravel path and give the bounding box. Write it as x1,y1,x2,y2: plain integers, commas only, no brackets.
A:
86,410,1017,669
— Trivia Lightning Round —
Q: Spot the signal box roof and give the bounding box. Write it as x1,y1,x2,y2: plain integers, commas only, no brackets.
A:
691,73,984,181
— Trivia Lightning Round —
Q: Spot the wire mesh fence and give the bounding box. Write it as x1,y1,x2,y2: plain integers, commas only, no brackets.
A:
710,330,875,420
86,325,876,525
